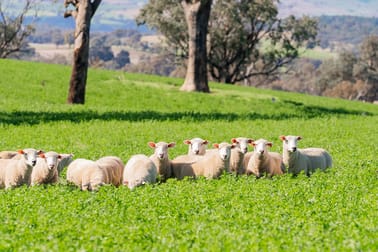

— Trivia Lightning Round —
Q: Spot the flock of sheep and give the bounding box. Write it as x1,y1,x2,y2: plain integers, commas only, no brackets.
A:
0,135,332,191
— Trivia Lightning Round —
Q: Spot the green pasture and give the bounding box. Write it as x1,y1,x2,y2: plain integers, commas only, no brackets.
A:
0,59,377,251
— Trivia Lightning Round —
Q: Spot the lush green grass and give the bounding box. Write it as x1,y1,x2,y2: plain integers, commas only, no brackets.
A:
0,59,377,251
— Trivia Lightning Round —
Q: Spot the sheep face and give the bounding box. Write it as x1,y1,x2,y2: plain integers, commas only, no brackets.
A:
231,137,253,154
213,143,233,161
280,135,302,153
40,152,62,170
184,138,208,155
18,148,43,167
149,142,176,160
252,139,272,158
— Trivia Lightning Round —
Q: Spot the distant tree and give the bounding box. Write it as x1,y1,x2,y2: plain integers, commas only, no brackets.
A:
114,50,130,69
64,0,102,104
0,0,37,58
137,0,317,87
138,0,212,92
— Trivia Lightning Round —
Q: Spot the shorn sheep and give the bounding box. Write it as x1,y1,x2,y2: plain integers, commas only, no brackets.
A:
0,148,43,189
246,139,285,178
96,156,124,187
171,142,234,180
0,151,18,159
184,138,209,155
280,135,333,176
31,151,61,186
148,141,175,181
230,137,254,175
123,154,157,189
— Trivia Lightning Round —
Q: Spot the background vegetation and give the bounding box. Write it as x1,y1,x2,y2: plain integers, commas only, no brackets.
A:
0,59,377,250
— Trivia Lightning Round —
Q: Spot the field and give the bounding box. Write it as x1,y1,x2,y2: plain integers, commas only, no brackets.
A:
0,59,377,251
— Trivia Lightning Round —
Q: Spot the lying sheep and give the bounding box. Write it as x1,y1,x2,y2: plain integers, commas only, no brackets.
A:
0,148,42,189
123,154,157,189
280,135,333,176
230,137,254,175
148,141,175,181
0,151,18,159
31,151,61,186
184,137,209,155
66,158,109,191
171,142,234,180
246,139,285,178
57,153,74,176
96,156,124,187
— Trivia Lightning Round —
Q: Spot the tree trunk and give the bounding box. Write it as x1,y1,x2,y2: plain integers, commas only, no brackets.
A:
65,0,101,104
180,0,212,92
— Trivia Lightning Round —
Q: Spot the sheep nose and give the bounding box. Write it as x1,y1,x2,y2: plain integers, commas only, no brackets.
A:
259,150,264,154
242,148,248,153
31,160,37,166
194,150,199,154
292,147,297,152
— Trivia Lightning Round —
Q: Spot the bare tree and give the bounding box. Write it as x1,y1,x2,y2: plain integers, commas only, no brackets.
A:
64,0,101,104
179,0,212,92
0,0,36,58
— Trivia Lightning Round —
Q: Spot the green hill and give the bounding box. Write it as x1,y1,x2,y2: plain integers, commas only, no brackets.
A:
0,59,377,251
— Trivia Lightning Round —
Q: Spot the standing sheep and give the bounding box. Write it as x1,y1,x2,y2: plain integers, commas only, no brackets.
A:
0,151,18,159
96,156,124,187
230,137,254,175
171,142,234,180
0,148,43,189
31,151,61,186
184,138,209,155
279,135,333,176
148,141,175,181
246,139,285,178
66,158,109,191
123,154,157,190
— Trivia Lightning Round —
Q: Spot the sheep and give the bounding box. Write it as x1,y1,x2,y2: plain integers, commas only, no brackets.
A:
230,137,254,175
184,137,209,155
0,148,42,189
31,151,61,186
123,154,157,189
96,156,124,187
148,141,175,181
279,135,333,176
171,142,234,180
66,158,109,191
246,139,285,178
0,151,18,159
57,153,74,176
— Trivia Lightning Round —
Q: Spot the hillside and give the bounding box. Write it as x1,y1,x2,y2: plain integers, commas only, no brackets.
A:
0,59,377,251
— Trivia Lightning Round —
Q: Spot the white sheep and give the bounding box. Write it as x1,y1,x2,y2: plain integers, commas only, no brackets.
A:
148,141,175,181
246,139,285,178
230,137,254,175
31,151,61,186
96,156,124,187
184,137,209,155
280,135,333,176
0,148,42,189
171,142,234,180
123,154,157,190
0,151,18,159
57,153,74,176
66,158,109,191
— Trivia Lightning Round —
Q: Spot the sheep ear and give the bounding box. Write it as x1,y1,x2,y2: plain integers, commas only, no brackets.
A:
37,150,44,155
247,139,254,143
168,142,176,148
297,136,302,140
231,138,238,144
148,142,156,148
252,142,257,147
230,144,236,149
213,143,219,149
279,135,286,141
183,140,191,145
18,149,24,154
57,155,62,159
203,140,209,145
39,153,46,158
267,142,273,148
